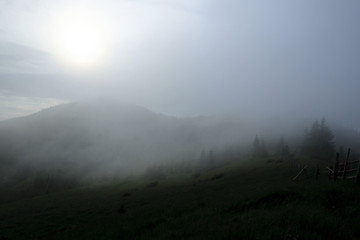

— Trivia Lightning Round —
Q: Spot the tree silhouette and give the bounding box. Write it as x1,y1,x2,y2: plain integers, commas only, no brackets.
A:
302,118,335,161
276,137,290,160
208,149,215,167
252,135,268,158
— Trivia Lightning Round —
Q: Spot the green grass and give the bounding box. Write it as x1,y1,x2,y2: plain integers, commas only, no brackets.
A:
1,159,360,239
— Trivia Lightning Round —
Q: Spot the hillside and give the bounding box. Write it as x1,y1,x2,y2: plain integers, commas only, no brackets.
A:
0,100,260,190
0,159,359,240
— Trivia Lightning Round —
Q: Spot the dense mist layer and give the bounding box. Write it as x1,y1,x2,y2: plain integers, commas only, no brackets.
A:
0,100,257,182
1,99,359,187
1,0,360,130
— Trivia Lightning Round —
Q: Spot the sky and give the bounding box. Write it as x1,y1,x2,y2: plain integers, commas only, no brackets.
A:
0,0,360,128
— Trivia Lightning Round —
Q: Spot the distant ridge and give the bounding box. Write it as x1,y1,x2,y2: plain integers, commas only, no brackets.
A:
0,99,256,181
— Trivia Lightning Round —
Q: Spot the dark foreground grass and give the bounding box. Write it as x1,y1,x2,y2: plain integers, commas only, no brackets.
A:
1,160,360,240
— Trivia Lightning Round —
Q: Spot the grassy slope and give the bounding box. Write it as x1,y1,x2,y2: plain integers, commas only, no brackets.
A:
1,159,360,240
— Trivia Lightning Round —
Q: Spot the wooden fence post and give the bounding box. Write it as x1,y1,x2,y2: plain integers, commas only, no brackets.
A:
292,165,308,181
328,166,333,180
334,152,339,181
356,160,360,185
315,164,320,180
343,148,351,180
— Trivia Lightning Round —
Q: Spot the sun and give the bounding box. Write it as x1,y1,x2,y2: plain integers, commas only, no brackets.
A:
50,7,112,68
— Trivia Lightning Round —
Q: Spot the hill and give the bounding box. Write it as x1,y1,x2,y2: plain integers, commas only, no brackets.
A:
0,99,260,194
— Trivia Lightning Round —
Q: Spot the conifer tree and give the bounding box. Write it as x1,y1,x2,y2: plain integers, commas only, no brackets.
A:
252,135,268,158
276,137,290,159
301,118,335,160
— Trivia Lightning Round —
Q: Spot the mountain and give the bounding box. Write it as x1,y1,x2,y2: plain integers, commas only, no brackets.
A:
0,99,257,184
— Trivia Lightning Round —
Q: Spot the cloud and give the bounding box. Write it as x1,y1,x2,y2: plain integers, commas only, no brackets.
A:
0,0,359,128
0,41,58,74
0,93,67,121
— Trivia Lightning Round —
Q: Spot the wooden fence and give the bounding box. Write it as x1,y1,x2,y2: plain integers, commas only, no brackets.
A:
314,148,360,184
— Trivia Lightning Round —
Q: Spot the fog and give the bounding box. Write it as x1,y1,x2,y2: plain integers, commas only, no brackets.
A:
1,0,360,125
0,98,358,186
0,100,261,180
1,1,360,190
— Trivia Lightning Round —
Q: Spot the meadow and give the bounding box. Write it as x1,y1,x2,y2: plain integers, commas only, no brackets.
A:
1,158,360,240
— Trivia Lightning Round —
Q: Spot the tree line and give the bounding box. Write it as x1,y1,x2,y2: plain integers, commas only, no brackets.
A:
197,118,347,170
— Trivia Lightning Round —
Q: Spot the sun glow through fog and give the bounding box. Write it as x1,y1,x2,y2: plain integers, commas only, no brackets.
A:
50,7,112,69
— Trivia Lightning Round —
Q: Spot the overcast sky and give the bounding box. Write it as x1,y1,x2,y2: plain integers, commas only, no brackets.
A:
1,0,360,128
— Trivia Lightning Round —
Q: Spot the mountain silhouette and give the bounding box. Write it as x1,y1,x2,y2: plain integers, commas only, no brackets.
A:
0,99,255,181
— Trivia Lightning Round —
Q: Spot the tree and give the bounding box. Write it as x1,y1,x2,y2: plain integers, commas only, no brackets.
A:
223,146,235,162
338,146,346,160
276,137,290,160
252,135,268,158
318,118,335,160
260,138,268,158
208,149,215,167
200,149,207,164
301,118,335,161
